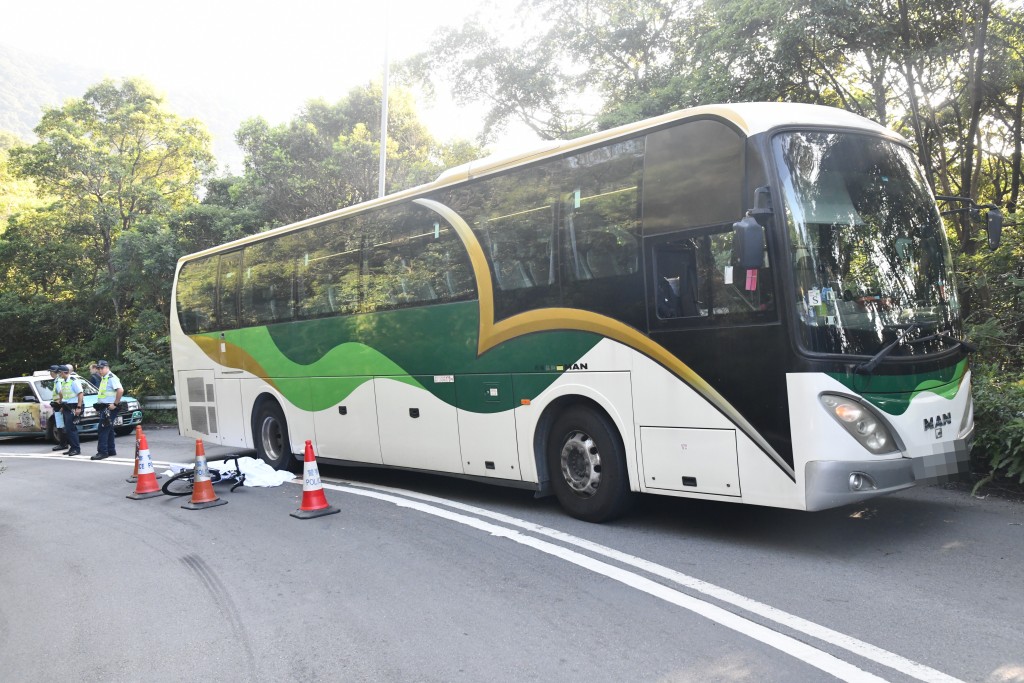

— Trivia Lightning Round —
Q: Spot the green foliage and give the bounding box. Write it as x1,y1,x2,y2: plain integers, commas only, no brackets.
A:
958,215,1024,492
121,308,173,396
970,367,1024,490
236,83,478,226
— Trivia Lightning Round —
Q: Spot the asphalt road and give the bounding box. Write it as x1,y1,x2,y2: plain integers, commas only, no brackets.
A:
1,427,1022,682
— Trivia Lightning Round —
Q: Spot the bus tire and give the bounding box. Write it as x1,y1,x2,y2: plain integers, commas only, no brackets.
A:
546,406,633,523
253,401,292,471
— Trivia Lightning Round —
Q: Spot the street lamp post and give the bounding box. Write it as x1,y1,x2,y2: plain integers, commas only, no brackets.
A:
378,5,389,199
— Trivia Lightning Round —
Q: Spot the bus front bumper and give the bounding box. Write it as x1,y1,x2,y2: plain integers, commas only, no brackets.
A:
805,426,973,511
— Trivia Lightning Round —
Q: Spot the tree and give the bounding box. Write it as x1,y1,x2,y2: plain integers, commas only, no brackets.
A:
236,83,482,226
10,78,214,356
0,130,43,231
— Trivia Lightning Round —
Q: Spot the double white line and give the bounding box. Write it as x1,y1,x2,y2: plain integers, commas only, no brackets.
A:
3,452,962,681
320,477,963,683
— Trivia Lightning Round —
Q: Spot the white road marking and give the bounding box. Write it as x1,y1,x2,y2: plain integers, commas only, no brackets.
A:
1,452,961,682
321,481,888,682
325,478,964,683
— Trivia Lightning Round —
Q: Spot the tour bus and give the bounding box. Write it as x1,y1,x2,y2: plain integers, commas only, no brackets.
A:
171,102,985,521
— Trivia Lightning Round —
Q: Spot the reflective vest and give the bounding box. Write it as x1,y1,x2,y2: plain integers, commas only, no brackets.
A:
53,376,64,401
60,377,77,401
97,373,118,401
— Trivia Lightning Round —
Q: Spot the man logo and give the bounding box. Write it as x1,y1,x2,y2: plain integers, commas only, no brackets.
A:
923,413,952,431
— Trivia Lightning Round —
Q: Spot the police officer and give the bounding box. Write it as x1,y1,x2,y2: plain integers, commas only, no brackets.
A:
48,365,67,451
58,365,83,456
91,359,123,461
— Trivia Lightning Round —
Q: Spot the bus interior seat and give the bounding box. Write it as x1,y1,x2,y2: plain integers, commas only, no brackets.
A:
398,276,437,303
586,248,622,278
491,242,534,290
584,232,625,279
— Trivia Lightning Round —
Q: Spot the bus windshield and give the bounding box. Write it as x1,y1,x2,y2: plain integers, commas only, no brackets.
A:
773,131,961,358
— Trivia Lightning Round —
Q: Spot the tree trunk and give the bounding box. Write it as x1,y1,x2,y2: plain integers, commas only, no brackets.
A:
1010,87,1023,211
960,0,992,256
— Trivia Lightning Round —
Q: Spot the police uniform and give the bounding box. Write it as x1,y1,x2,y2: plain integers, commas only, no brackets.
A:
92,360,123,460
49,366,66,450
58,367,83,456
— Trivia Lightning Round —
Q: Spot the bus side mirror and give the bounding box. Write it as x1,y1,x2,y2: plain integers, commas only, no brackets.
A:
732,215,765,269
986,209,1003,250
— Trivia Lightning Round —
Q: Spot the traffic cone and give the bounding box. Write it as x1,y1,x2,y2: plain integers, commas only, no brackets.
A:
182,440,228,510
126,428,162,499
290,440,339,519
127,426,162,483
126,427,140,483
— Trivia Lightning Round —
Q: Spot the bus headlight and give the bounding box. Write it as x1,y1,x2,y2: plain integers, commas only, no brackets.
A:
819,394,898,454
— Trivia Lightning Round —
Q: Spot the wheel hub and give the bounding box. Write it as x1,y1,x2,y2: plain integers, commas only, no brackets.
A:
560,430,601,497
260,416,284,462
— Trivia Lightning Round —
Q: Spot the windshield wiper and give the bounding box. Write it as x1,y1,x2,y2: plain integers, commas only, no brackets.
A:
856,326,975,375
919,330,978,354
856,325,920,374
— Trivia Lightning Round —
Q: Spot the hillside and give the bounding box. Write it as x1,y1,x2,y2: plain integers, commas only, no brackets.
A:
0,43,246,171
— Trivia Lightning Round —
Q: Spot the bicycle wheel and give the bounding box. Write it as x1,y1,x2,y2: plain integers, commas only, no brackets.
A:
161,470,195,497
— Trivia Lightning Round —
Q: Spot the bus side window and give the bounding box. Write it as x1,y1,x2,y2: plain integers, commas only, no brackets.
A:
217,250,242,330
176,256,218,334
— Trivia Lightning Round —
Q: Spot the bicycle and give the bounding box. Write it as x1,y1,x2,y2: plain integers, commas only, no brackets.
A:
161,455,247,496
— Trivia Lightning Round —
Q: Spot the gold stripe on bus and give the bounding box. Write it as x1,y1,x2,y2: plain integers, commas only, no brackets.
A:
415,197,795,479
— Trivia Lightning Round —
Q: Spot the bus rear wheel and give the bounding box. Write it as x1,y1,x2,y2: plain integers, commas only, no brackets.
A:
253,401,292,471
546,406,633,523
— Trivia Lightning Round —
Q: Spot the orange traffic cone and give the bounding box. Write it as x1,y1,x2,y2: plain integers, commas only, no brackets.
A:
126,427,162,499
291,440,339,519
182,440,228,510
126,426,141,483
127,426,162,483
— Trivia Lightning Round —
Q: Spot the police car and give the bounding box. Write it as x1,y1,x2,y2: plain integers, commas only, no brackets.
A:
0,371,144,441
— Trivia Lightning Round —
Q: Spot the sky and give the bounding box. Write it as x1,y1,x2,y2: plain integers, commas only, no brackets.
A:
0,0,536,168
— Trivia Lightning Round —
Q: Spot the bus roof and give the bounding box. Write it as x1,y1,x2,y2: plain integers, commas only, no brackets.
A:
436,102,899,185
177,102,900,264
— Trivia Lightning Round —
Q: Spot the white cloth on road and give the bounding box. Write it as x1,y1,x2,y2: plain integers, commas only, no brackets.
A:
161,456,296,487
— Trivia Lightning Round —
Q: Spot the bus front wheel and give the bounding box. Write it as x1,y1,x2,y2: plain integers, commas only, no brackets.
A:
253,401,292,471
546,406,633,523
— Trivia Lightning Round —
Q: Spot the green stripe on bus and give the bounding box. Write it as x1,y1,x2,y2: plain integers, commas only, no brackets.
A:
198,302,602,412
827,359,968,415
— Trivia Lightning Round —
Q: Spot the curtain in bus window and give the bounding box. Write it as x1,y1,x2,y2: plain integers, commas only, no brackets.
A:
176,256,218,334
217,250,242,330
443,163,559,321
297,217,363,319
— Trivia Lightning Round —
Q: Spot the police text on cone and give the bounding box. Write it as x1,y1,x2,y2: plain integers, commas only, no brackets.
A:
291,440,339,519
126,428,162,499
182,439,227,510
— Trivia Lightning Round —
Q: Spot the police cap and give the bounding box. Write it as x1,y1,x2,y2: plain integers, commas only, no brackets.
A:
97,360,110,368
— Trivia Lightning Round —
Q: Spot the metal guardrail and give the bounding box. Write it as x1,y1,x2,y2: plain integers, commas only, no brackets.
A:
141,395,177,410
